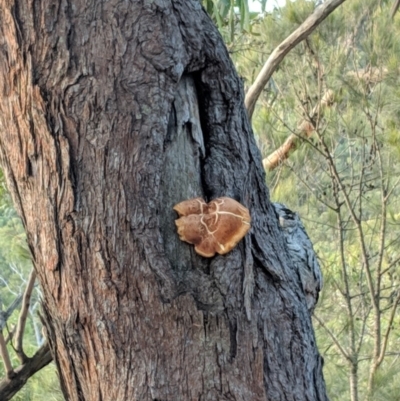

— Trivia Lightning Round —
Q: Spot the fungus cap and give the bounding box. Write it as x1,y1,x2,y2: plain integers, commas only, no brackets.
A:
174,197,251,257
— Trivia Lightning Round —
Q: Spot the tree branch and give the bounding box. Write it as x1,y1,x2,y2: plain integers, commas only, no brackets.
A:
263,90,334,170
313,315,350,361
377,290,400,366
14,269,36,363
4,325,16,345
0,331,14,378
0,295,23,331
245,0,346,120
0,342,52,401
391,0,400,19
0,293,24,379
380,255,400,277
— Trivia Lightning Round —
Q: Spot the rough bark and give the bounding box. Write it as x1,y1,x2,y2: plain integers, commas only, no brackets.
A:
0,1,328,400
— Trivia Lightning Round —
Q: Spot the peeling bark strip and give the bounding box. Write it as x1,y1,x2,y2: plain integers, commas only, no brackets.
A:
0,1,328,401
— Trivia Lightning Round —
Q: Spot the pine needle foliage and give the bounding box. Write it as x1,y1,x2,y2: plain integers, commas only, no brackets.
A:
228,1,400,400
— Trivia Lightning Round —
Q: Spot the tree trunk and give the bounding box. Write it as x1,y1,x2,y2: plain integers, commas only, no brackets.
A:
0,1,328,400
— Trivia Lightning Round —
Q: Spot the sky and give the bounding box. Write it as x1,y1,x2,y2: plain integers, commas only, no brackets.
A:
249,0,287,12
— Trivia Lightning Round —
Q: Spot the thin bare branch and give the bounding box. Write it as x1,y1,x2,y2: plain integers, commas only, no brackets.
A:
14,269,36,363
0,277,18,297
313,315,350,361
4,325,16,346
391,0,400,19
356,305,371,355
377,290,400,366
337,210,358,357
316,132,378,313
380,255,400,277
0,331,14,378
263,90,334,170
245,0,346,119
384,175,400,202
0,295,23,331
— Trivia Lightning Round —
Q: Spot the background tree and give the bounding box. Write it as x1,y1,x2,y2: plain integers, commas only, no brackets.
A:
229,0,400,400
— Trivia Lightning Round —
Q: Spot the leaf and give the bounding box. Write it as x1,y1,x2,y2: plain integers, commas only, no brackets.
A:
212,0,225,29
238,0,250,31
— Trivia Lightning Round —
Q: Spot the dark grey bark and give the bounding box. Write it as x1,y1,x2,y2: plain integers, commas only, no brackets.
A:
0,1,328,400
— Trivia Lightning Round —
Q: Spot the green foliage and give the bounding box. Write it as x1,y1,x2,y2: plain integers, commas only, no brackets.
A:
0,172,63,400
8,364,63,401
228,0,400,400
202,0,267,43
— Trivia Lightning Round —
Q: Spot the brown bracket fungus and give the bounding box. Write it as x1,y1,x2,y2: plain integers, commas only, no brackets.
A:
173,197,251,257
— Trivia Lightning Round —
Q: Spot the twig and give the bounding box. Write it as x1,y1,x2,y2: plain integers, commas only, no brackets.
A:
0,331,14,378
377,290,400,366
263,90,334,170
4,325,16,345
14,269,36,363
313,315,350,361
391,0,400,19
0,295,23,331
380,255,400,276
